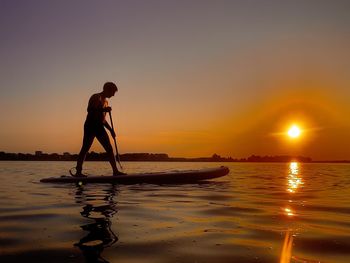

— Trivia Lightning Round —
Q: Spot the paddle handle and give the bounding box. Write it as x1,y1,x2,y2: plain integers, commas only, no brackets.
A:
108,111,123,170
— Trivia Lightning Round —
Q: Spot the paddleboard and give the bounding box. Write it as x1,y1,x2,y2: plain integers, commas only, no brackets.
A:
40,166,229,184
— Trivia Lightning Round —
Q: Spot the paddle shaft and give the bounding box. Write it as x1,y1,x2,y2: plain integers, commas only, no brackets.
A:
108,111,123,170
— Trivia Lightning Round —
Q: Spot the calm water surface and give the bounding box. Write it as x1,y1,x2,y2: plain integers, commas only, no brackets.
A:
0,161,349,263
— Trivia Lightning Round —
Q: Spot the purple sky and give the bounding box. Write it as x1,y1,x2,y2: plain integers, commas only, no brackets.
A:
1,0,349,159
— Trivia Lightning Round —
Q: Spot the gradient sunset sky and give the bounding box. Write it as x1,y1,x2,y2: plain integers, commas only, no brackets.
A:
0,0,349,160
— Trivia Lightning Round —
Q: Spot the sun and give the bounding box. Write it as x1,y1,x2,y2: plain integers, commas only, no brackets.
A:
288,125,301,138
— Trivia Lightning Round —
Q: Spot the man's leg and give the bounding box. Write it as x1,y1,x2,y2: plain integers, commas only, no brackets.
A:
76,128,95,175
96,128,119,175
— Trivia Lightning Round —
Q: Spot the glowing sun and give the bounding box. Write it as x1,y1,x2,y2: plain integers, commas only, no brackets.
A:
288,125,301,138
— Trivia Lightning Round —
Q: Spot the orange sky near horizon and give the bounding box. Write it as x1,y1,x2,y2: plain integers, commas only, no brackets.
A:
0,1,349,160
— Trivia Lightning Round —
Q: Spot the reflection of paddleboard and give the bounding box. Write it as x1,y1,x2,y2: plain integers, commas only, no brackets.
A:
40,166,229,184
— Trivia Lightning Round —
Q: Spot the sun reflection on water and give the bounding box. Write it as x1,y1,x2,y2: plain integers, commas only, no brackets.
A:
284,207,294,217
287,162,303,193
280,162,304,263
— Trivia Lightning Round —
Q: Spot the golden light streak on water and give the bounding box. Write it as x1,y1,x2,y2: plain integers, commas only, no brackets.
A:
280,230,293,263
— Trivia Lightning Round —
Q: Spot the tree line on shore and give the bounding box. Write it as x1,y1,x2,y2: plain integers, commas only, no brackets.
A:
0,151,315,162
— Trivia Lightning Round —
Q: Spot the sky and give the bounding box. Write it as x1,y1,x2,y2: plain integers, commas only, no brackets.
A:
0,0,349,160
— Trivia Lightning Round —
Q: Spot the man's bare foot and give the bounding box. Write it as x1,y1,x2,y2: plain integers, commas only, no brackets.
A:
113,171,126,176
69,168,87,177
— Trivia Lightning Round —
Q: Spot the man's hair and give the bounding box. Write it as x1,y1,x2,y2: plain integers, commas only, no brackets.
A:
103,82,118,92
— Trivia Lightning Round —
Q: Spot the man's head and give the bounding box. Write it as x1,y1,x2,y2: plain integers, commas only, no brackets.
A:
103,82,118,98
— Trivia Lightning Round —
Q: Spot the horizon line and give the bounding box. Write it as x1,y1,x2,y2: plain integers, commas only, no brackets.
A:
1,151,350,163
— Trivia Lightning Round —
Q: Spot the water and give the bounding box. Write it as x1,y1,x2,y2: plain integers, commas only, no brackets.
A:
0,161,349,263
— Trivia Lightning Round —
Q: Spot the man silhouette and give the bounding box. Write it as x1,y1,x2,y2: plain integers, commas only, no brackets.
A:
72,82,125,177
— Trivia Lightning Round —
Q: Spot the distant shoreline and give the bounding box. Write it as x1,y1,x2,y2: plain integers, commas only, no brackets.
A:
1,151,349,163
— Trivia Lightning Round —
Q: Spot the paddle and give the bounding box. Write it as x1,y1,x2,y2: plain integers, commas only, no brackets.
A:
108,111,123,170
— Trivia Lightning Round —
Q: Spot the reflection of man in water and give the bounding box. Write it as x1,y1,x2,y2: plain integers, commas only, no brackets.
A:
73,82,125,177
74,185,118,263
